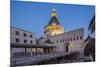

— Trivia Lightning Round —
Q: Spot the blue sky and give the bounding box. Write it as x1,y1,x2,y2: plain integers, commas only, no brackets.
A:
11,0,95,38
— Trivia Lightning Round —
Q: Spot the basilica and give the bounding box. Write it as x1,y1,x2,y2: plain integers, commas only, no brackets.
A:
11,9,86,59
38,9,85,54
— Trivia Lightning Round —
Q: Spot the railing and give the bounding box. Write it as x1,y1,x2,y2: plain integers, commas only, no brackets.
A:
11,51,84,66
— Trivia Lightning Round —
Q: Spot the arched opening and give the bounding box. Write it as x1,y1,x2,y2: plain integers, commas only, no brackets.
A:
65,42,70,52
66,45,68,52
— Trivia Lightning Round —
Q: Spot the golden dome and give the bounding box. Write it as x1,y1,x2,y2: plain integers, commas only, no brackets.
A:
44,9,64,38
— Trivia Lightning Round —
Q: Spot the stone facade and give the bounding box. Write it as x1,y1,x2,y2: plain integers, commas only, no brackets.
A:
10,27,36,44
39,28,85,53
10,27,36,55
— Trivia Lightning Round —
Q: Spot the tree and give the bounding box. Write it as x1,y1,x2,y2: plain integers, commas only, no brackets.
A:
88,16,95,34
84,15,95,61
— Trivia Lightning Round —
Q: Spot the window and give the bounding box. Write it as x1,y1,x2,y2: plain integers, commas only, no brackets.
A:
24,33,27,37
24,39,27,43
74,37,75,40
56,40,58,43
48,34,51,38
77,37,78,40
46,34,50,38
46,35,48,37
65,39,66,42
16,38,19,42
68,39,69,41
80,36,82,40
15,31,19,35
30,35,33,38
30,40,33,43
63,39,64,42
60,40,62,42
71,38,72,41
56,27,59,29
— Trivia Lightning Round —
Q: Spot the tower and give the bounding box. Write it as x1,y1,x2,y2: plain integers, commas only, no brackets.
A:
44,9,64,38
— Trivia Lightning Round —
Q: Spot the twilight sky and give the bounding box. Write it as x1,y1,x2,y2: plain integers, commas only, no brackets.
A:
11,0,95,38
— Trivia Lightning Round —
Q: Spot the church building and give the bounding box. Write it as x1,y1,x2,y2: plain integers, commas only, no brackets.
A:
38,9,85,54
44,9,64,38
10,9,86,58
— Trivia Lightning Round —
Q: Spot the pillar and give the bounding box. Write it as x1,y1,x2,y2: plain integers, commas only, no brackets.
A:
31,48,33,56
25,48,27,56
48,48,49,54
36,48,38,55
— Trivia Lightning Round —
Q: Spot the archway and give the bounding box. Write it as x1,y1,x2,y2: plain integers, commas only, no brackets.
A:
65,42,70,52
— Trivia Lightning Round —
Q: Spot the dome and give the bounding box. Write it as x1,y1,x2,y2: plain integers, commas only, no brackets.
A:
44,9,64,38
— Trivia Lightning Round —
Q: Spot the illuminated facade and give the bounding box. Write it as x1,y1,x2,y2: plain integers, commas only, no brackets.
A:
11,9,86,58
44,9,64,38
39,9,85,54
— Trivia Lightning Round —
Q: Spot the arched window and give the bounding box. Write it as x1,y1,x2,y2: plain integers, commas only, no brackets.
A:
63,39,65,42
65,39,66,42
77,37,78,40
71,38,72,41
74,37,75,40
80,36,82,40
60,40,62,42
68,39,69,41
30,35,33,38
56,40,58,43
24,33,27,37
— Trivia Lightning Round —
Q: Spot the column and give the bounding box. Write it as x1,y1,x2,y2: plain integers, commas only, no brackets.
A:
47,48,49,54
31,48,33,56
36,48,37,55
25,48,27,56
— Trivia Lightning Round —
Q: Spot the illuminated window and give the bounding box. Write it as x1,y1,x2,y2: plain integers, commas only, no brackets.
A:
52,23,56,25
56,27,59,29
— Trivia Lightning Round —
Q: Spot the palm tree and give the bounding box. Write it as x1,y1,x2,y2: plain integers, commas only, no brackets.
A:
88,16,95,33
84,15,95,61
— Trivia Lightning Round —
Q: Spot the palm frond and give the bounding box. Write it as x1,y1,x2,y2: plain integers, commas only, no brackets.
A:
88,15,95,33
91,20,95,34
84,36,91,42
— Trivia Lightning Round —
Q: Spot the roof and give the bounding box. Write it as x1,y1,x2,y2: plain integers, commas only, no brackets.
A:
44,9,61,28
11,43,56,48
44,17,60,28
44,39,53,44
11,26,36,35
49,17,60,25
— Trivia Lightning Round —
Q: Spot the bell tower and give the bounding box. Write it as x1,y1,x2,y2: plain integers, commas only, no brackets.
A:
44,9,64,38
